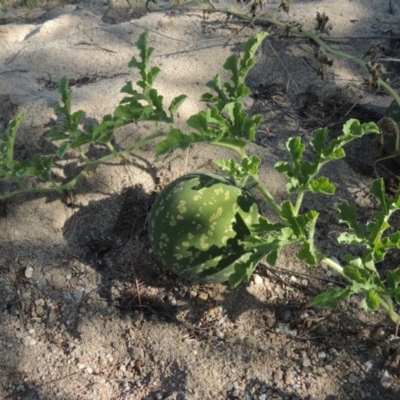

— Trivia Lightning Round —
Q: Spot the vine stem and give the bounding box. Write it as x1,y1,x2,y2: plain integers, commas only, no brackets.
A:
253,176,282,214
0,131,165,202
322,256,400,325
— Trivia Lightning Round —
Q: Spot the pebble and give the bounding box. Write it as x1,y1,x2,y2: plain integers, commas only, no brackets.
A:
47,307,57,326
51,273,67,289
380,370,391,388
214,329,224,339
224,381,234,391
370,326,385,341
259,395,267,400
284,370,293,385
273,371,283,383
348,374,358,384
196,292,208,305
252,273,263,285
263,313,276,328
35,305,44,317
317,352,326,359
302,357,311,368
73,291,83,301
17,383,27,392
129,346,144,360
260,385,267,393
25,266,33,279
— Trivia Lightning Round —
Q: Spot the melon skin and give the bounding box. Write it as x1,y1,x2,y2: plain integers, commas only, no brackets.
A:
148,172,260,283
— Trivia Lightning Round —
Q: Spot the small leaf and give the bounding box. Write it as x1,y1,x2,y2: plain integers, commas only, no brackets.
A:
155,129,200,155
370,179,388,214
309,176,335,194
337,202,365,240
313,287,351,309
387,268,400,290
168,94,187,119
362,289,380,311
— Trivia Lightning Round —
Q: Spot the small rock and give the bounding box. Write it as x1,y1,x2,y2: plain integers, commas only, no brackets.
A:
364,360,374,372
51,273,67,289
348,373,358,384
35,305,44,317
273,370,283,383
252,274,263,285
224,381,234,391
263,313,276,328
47,306,57,326
16,384,25,392
370,326,385,341
25,267,33,279
260,385,267,393
196,292,208,305
317,352,326,359
302,357,311,368
342,382,353,393
214,329,224,339
129,346,144,360
380,370,391,388
259,395,267,400
73,291,83,301
284,370,293,385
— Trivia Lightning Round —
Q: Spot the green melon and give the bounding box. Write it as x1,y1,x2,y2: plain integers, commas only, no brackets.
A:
148,172,260,283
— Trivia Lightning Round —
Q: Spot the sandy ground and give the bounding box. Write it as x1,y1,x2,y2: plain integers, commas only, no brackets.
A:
1,0,400,399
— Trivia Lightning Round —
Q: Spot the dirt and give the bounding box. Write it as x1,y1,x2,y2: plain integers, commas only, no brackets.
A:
1,0,400,399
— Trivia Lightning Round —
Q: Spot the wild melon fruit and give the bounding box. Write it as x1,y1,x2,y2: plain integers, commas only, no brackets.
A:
148,172,260,283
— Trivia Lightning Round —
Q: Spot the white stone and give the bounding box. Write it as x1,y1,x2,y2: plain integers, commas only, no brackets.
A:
25,267,33,279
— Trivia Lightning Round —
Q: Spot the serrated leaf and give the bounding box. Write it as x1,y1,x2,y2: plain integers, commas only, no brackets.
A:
228,252,258,288
362,289,380,311
337,232,366,245
309,176,335,194
280,200,305,237
337,202,365,240
298,240,318,265
310,127,329,153
168,94,187,119
313,287,352,309
0,113,25,164
57,141,71,158
370,178,388,214
286,137,305,166
155,129,200,156
387,268,400,290
274,161,293,176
